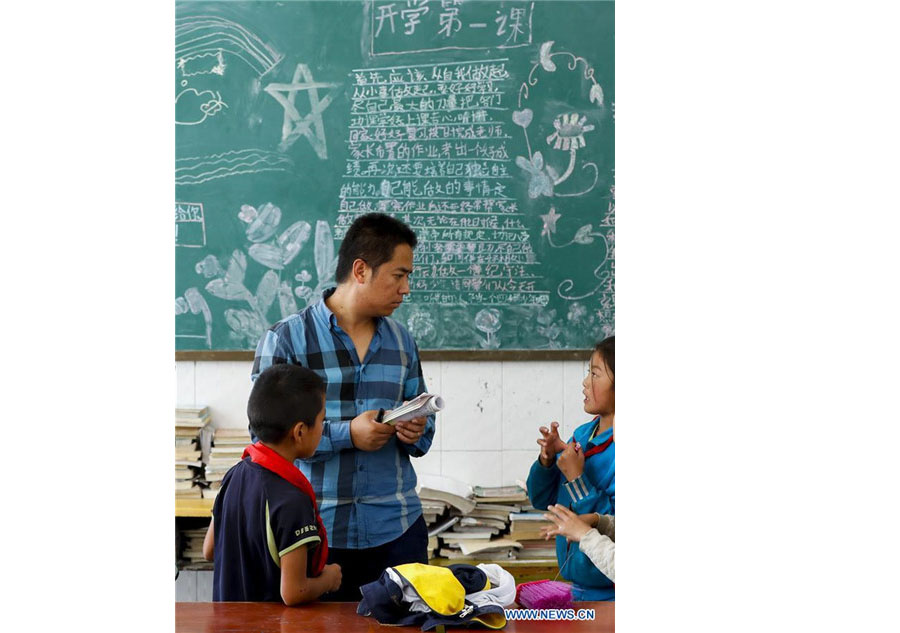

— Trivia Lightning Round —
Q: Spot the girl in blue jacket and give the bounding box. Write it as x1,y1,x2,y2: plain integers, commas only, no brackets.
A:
526,336,615,601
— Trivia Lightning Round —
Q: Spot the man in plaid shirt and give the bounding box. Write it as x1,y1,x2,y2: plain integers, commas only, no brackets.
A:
251,213,435,601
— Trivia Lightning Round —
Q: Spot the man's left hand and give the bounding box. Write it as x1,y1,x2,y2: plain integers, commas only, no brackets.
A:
395,416,426,445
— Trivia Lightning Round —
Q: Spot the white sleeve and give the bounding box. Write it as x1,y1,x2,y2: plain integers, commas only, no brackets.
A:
579,529,615,582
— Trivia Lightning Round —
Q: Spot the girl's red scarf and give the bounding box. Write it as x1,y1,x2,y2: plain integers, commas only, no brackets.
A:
242,441,328,576
584,419,614,458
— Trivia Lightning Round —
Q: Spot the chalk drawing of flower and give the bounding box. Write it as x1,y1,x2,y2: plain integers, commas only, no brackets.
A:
474,308,502,349
515,152,554,199
567,302,588,323
407,310,437,345
536,308,561,348
546,113,595,151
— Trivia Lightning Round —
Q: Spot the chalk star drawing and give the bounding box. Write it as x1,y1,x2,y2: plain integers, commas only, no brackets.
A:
540,206,561,236
264,64,340,158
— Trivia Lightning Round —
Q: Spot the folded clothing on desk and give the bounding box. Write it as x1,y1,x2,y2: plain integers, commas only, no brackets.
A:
357,562,515,630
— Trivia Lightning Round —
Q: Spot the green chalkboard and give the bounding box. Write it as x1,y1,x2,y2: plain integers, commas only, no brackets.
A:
175,0,614,352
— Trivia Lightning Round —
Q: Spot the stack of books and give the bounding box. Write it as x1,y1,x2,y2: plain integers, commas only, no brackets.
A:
439,485,531,560
507,510,557,560
175,406,211,499
178,527,209,565
203,427,251,500
418,477,546,561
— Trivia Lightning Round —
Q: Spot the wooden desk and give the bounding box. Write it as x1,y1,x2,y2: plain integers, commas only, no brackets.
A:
176,601,613,632
176,498,214,517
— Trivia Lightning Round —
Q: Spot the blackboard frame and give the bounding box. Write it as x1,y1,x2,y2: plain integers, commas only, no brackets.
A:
175,349,590,361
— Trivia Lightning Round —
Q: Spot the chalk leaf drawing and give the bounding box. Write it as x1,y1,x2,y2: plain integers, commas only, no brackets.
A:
240,203,281,242
175,87,228,126
224,309,267,348
255,270,280,316
515,152,554,199
278,282,298,318
247,220,311,270
196,203,335,345
265,64,341,158
312,221,339,294
539,41,557,72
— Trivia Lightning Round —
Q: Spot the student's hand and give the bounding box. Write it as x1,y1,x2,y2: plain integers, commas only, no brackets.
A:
537,421,567,467
556,440,585,482
395,416,426,445
350,410,395,451
541,504,593,543
321,563,342,593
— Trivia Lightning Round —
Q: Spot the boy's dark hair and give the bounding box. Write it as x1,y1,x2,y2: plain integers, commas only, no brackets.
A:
594,336,615,386
247,364,326,443
335,213,418,283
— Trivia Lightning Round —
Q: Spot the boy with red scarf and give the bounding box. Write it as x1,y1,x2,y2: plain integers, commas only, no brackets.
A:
202,364,342,604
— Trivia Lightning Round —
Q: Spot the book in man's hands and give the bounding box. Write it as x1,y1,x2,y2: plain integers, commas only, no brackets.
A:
382,393,445,425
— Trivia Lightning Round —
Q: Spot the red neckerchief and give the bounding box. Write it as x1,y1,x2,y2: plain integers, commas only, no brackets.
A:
242,442,328,576
583,421,614,458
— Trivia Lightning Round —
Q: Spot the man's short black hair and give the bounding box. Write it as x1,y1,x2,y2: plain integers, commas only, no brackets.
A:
335,213,418,283
247,364,325,443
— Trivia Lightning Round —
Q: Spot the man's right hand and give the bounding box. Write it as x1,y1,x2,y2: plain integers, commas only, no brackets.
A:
322,563,342,593
537,421,567,467
350,410,395,451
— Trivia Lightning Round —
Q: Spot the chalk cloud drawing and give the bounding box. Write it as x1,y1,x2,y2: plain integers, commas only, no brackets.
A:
175,287,213,348
177,51,226,79
175,85,228,126
175,15,283,78
514,41,605,199
175,149,294,186
264,64,341,158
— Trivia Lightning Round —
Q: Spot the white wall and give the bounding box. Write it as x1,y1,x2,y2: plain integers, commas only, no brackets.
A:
176,359,590,488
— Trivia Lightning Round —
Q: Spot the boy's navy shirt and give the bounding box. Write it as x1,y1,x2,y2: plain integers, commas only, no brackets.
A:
212,458,321,602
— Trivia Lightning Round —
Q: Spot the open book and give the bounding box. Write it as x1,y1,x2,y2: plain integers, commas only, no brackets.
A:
382,393,445,425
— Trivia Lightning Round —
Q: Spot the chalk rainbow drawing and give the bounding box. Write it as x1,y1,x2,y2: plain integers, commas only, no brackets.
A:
175,14,283,78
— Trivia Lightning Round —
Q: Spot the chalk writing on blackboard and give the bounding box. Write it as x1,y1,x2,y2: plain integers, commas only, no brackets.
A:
175,202,207,248
369,0,534,56
336,58,550,315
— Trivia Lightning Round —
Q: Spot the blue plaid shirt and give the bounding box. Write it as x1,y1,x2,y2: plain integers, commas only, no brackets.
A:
251,288,434,549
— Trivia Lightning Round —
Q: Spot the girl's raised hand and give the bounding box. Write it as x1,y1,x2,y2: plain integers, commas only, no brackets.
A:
557,440,585,482
537,421,568,466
